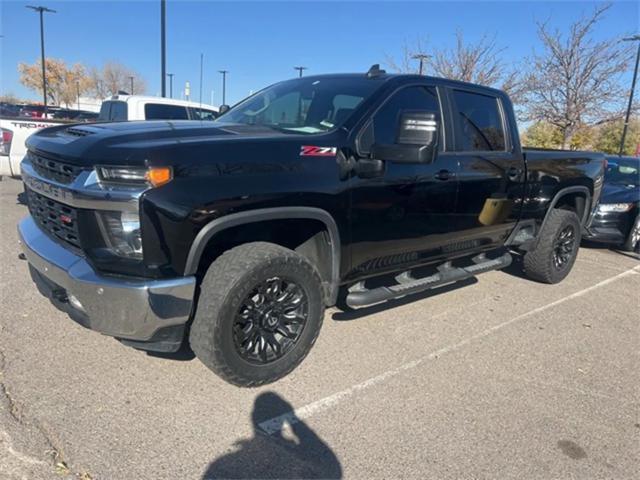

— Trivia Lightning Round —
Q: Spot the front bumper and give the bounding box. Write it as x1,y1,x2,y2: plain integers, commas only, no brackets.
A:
583,211,633,245
18,216,196,352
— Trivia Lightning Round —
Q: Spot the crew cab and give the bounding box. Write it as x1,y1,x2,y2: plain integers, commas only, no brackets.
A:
18,66,605,386
1,96,218,179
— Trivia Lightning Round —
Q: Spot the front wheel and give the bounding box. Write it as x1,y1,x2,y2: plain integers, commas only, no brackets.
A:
189,242,325,387
524,209,581,284
622,215,640,253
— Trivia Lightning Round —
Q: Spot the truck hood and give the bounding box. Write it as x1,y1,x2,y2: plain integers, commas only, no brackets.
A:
25,120,314,167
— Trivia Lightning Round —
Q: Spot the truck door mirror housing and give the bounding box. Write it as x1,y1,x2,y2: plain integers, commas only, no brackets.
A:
371,111,439,164
218,105,230,115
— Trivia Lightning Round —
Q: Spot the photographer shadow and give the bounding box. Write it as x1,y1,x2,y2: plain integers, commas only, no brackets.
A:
202,391,342,479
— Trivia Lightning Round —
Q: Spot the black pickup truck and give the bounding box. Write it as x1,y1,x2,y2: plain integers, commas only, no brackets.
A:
18,66,605,386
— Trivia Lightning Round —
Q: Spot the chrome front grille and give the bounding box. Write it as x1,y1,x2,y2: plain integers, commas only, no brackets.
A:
26,188,82,249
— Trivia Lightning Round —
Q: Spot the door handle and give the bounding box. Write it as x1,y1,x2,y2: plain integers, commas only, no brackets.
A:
507,167,523,180
434,169,455,181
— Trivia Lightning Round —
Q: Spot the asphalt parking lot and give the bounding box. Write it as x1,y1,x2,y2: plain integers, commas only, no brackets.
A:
1,176,638,480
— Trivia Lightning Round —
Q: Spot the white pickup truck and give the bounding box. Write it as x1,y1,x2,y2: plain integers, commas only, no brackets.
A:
0,95,218,178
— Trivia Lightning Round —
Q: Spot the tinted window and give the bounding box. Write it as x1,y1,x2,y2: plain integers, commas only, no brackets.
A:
144,104,189,120
98,101,128,121
369,86,439,148
452,90,505,151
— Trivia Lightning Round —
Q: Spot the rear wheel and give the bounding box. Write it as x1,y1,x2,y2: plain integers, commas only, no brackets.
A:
524,209,581,284
622,215,640,253
189,242,325,387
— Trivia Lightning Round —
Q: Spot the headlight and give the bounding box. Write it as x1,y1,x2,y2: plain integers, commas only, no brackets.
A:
97,167,147,183
598,203,633,213
96,210,142,259
96,166,172,187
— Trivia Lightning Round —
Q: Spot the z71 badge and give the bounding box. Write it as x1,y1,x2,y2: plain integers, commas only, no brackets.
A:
300,146,338,157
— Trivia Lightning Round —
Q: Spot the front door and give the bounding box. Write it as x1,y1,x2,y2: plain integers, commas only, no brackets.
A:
347,85,459,280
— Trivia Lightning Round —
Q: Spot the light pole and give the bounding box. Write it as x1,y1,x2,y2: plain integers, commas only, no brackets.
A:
76,79,80,110
219,70,228,105
167,73,174,98
199,53,204,108
411,53,431,75
160,0,166,97
26,5,56,115
128,75,134,95
294,66,307,78
620,34,640,156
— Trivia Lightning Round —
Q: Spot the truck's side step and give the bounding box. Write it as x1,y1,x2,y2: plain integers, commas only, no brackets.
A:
346,252,512,308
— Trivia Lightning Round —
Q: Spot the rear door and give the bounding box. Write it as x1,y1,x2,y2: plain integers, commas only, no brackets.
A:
446,87,525,248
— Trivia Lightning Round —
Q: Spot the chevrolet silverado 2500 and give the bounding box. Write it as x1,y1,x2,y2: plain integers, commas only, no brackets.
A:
18,66,605,386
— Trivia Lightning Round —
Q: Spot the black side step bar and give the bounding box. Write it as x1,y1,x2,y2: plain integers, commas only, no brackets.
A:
346,252,512,308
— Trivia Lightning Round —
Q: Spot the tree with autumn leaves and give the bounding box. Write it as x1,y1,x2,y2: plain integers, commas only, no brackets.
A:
18,59,147,108
18,59,92,107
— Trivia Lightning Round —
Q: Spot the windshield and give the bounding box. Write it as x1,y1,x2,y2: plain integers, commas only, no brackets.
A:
216,77,382,134
605,157,640,187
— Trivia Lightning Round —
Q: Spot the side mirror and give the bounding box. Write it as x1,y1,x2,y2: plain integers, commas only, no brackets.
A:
372,111,439,164
218,104,230,115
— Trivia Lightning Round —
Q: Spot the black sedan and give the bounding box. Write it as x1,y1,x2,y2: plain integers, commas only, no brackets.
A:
585,156,640,252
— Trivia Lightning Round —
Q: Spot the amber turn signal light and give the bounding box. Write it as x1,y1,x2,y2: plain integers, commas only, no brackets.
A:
146,167,173,187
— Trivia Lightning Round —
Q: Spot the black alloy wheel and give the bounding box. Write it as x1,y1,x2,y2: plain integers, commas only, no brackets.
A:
553,225,576,269
524,209,581,284
233,276,308,364
189,242,325,387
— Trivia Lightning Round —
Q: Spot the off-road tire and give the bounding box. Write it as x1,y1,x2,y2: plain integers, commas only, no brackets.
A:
524,209,581,284
622,215,640,253
189,242,325,387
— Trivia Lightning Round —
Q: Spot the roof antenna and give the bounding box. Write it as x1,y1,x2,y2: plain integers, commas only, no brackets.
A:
367,64,386,78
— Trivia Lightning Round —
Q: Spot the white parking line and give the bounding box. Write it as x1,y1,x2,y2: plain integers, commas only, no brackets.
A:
258,266,640,435
578,256,639,272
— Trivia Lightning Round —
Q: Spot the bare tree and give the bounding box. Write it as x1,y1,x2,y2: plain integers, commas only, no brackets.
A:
385,31,523,101
384,37,429,74
523,3,633,148
90,61,147,96
88,67,109,99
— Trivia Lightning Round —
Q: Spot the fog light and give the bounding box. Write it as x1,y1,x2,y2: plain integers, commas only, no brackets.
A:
97,211,143,260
